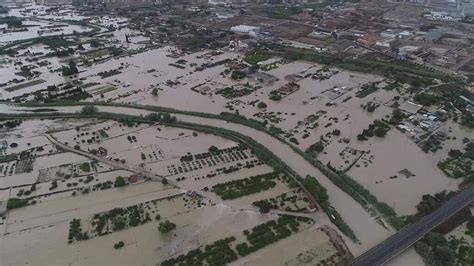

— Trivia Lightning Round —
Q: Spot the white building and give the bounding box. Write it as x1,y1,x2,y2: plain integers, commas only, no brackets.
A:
230,25,260,36
215,12,234,19
381,29,412,39
398,31,412,39
380,29,400,39
375,38,398,48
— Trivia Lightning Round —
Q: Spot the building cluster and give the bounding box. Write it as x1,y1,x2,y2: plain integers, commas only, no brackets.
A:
10,0,471,89
386,0,474,17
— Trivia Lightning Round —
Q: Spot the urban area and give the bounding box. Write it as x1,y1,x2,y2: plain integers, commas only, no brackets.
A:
0,0,473,265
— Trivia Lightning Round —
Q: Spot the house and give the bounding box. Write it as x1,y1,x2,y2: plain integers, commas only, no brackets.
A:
230,25,260,36
128,175,140,183
254,72,279,84
186,191,199,198
375,38,399,48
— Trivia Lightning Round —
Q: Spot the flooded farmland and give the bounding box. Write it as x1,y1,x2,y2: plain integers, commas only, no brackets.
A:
2,2,474,265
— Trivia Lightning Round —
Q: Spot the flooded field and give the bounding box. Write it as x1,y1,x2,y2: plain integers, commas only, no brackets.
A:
5,46,459,215
0,19,92,44
0,115,351,265
2,43,458,216
2,3,473,264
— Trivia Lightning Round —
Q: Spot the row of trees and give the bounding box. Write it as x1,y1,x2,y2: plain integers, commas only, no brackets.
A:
0,16,22,27
305,140,325,158
6,197,28,209
357,120,391,141
303,175,328,204
0,119,22,129
236,216,306,256
68,218,88,243
161,237,237,266
212,172,280,200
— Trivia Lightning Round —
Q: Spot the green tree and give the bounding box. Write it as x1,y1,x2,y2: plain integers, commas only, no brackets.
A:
374,127,388,137
80,106,98,115
389,108,404,124
158,220,176,233
208,146,219,154
305,141,325,157
433,246,455,265
62,60,79,76
413,93,440,106
257,201,271,213
414,242,435,265
114,176,126,187
114,241,125,249
112,216,126,231
257,101,267,109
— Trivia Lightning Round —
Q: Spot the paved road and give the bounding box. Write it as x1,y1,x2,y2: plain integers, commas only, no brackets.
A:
352,186,474,266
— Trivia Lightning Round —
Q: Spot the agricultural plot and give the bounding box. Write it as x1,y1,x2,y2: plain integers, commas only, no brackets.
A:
329,147,366,172
38,160,97,182
0,150,36,177
211,172,293,200
167,145,254,176
160,215,313,266
252,190,310,212
68,193,210,243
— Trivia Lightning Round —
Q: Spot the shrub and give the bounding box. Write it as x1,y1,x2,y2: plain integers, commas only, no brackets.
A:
269,93,281,101
7,197,28,209
357,134,367,141
50,181,58,190
289,137,299,145
80,106,98,115
257,101,267,109
231,70,246,80
158,220,176,233
114,241,125,249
